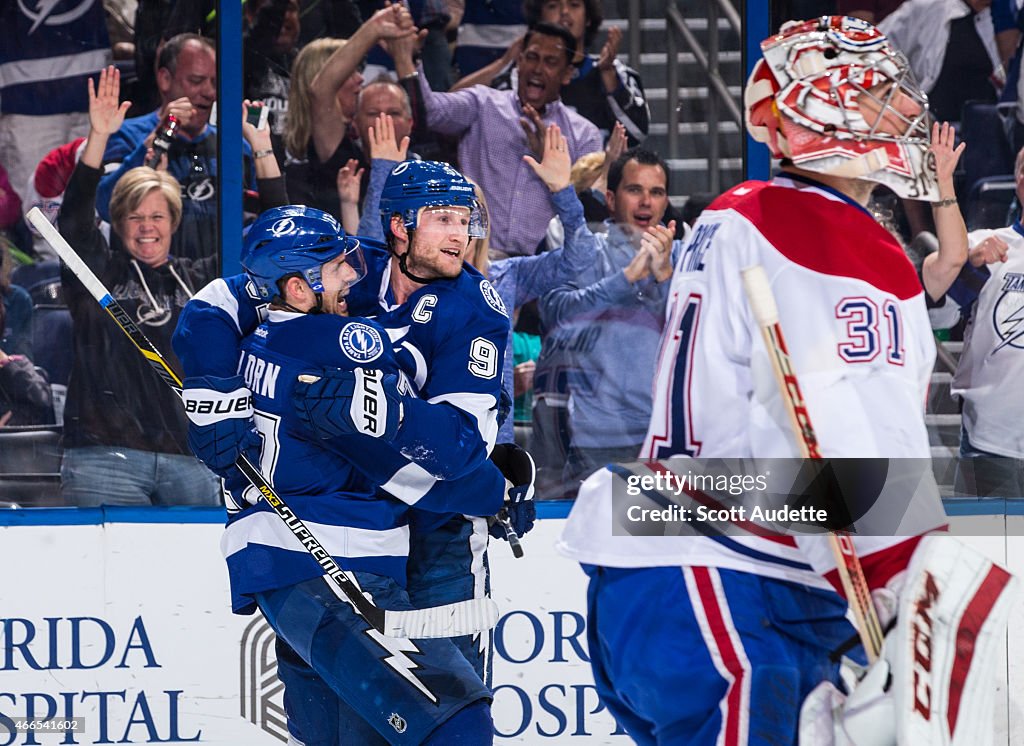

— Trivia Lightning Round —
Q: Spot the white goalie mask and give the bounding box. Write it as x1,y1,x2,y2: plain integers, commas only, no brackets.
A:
745,16,938,200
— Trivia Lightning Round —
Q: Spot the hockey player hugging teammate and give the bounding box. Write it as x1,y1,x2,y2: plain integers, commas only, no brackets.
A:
173,205,533,743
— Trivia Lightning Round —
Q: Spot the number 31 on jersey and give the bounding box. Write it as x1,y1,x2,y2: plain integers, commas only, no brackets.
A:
835,296,905,366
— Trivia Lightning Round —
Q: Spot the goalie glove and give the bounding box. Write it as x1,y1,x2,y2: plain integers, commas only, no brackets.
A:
799,536,1019,746
182,375,261,478
488,443,536,540
293,367,403,441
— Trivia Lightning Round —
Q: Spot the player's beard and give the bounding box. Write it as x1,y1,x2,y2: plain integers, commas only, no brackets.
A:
405,238,466,281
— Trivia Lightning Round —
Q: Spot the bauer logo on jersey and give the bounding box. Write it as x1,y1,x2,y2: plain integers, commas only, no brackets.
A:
479,280,508,317
340,322,385,363
993,272,1024,352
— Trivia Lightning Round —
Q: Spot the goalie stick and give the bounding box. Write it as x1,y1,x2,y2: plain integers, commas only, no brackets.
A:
741,265,885,662
28,207,498,640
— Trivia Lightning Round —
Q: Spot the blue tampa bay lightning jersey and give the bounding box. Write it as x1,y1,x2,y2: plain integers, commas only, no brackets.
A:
174,241,510,492
172,260,509,613
346,243,511,480
213,310,505,613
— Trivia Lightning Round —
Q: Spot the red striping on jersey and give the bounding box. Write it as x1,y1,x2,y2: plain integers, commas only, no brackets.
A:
946,565,1014,737
692,567,748,746
711,181,923,300
824,535,926,597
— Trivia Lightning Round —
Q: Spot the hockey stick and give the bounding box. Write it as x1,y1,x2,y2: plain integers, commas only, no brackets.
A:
28,207,498,640
741,265,885,662
497,509,524,558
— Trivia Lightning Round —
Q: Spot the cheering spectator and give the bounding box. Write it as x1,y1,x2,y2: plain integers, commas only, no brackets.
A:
394,21,602,256
244,0,302,158
96,34,243,262
455,0,650,144
283,5,415,218
927,145,1024,497
355,115,597,445
57,67,219,507
130,0,216,116
538,147,682,488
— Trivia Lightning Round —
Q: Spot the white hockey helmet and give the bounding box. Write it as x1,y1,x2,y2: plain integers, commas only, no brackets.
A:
745,16,938,200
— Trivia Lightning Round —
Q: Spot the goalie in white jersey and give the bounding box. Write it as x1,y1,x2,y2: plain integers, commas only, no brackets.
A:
557,16,1019,746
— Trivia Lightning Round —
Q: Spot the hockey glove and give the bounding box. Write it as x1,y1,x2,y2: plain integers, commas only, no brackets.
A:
293,367,403,441
488,443,537,540
182,375,261,478
798,536,1020,746
497,387,513,428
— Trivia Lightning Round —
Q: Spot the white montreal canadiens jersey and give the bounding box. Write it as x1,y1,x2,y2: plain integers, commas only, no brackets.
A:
558,176,939,585
952,225,1024,458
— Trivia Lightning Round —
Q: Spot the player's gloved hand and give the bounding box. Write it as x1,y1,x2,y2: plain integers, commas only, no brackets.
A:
222,468,261,512
293,367,403,441
497,388,513,428
182,375,261,477
798,655,894,746
799,537,1019,746
488,443,536,540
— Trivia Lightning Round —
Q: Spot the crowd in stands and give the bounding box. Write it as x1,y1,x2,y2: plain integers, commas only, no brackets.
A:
0,0,1021,506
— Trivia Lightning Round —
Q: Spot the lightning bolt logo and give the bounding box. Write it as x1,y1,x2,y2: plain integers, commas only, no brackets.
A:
28,0,61,33
18,0,93,35
474,630,492,684
364,628,438,704
993,296,1024,353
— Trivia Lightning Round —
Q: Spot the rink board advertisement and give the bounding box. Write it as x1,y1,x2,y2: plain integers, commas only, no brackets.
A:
0,507,1020,744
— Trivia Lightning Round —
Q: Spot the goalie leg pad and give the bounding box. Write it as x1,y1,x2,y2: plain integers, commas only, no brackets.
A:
891,536,1018,746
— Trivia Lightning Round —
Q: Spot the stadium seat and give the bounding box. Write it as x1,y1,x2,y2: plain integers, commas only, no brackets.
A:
957,101,1016,214
10,260,63,306
965,176,1017,231
31,304,73,386
0,424,63,507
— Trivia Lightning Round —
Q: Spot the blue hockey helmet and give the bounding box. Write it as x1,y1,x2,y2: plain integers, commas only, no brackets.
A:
240,205,366,301
379,160,489,240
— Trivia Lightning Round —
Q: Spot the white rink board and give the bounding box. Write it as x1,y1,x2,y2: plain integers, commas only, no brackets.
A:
0,513,1020,745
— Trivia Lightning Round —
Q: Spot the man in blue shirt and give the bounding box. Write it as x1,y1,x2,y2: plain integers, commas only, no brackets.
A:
97,34,250,261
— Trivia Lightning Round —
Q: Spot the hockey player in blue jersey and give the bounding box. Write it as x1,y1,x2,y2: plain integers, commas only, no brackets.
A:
173,189,534,739
336,159,533,685
184,207,504,744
